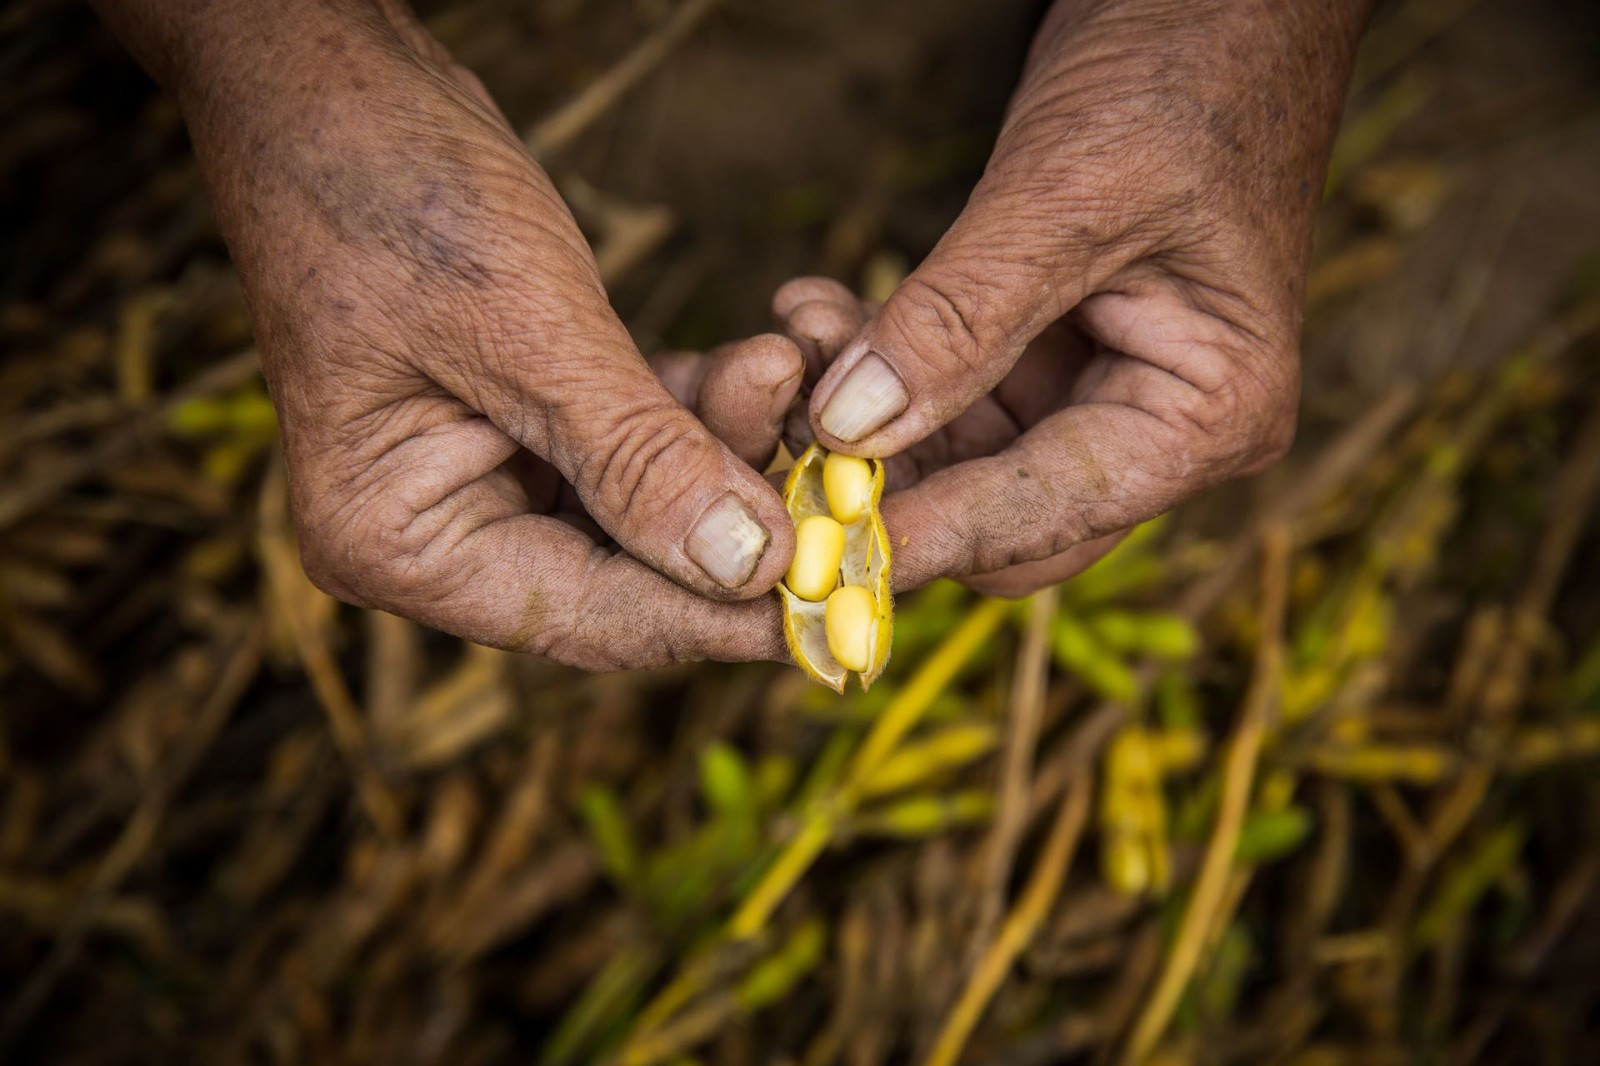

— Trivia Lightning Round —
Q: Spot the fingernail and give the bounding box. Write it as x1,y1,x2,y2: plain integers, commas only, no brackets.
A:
686,493,770,588
819,352,908,442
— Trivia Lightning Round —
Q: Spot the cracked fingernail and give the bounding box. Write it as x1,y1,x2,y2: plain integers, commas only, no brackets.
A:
686,492,770,588
819,352,908,442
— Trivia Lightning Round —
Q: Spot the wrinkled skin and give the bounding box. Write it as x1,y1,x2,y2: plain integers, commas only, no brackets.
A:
784,0,1371,597
97,0,801,668
95,0,1368,667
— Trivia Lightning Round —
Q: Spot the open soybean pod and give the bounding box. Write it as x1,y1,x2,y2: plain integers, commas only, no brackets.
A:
779,444,893,692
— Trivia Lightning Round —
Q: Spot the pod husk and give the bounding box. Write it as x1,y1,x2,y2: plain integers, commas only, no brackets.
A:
778,444,893,692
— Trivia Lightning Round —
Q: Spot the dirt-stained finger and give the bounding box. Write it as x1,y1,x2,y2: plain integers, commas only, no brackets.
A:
646,350,711,410
782,298,869,385
305,475,788,668
773,276,859,320
695,334,805,469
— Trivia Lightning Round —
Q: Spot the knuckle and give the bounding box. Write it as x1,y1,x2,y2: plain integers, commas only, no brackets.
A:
588,406,708,530
718,332,804,394
783,301,859,383
968,520,1084,575
295,528,352,602
367,543,437,605
896,274,989,375
1187,377,1251,442
538,626,684,672
294,479,430,610
1170,345,1297,474
773,276,855,320
289,484,363,603
1231,346,1300,469
1257,376,1298,447
1242,397,1298,473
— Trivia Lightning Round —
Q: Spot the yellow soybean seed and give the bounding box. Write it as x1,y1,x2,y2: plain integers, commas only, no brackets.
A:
825,585,877,672
823,453,874,524
786,515,845,601
777,444,893,692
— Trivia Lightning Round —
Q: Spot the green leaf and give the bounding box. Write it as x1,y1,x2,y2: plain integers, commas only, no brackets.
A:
1191,923,1254,1027
1132,613,1201,660
579,786,641,889
795,727,857,809
735,919,828,1010
1060,518,1168,607
857,722,998,799
1565,636,1600,710
754,755,796,808
1053,613,1139,703
852,790,994,838
1234,806,1315,864
539,949,656,1066
1087,609,1144,652
1088,610,1200,661
1415,823,1526,948
700,743,756,824
1155,671,1202,730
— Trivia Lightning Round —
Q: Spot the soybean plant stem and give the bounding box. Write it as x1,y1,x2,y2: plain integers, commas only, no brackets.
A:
1121,524,1291,1065
734,598,1009,939
622,597,1010,1056
971,586,1058,957
845,598,1011,797
925,770,1092,1066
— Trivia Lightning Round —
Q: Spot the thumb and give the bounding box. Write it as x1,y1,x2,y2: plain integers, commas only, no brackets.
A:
552,360,797,601
808,187,1117,457
460,312,795,602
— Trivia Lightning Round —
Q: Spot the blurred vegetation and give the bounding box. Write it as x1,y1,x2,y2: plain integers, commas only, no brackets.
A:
2,0,1599,1064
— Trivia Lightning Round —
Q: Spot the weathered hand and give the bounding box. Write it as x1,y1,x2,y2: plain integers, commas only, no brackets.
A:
787,0,1369,596
99,0,801,667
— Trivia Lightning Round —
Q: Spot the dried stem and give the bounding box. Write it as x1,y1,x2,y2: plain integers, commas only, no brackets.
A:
1122,524,1292,1065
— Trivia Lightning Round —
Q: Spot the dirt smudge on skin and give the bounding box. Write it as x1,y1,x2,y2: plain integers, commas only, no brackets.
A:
294,144,493,291
504,586,549,655
1049,424,1110,501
